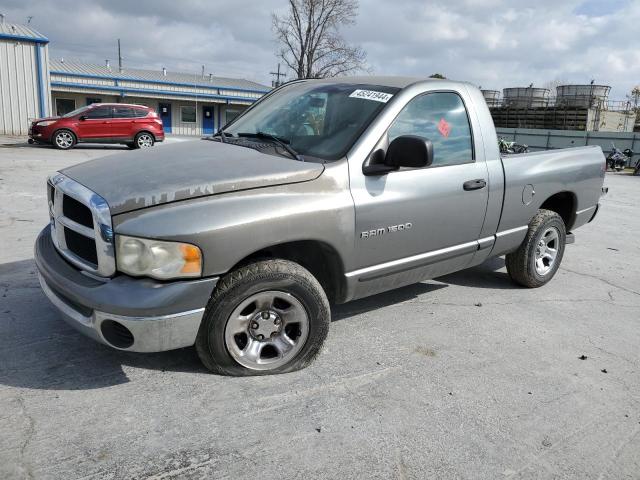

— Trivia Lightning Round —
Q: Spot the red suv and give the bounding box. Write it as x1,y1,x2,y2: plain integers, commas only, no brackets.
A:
29,103,165,150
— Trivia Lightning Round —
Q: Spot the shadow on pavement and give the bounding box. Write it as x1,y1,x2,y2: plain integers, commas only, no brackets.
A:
0,255,512,391
332,282,447,321
437,256,517,289
0,258,207,392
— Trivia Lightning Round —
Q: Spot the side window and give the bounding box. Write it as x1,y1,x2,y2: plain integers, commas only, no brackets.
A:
388,92,473,166
132,108,149,118
113,107,135,118
85,106,112,119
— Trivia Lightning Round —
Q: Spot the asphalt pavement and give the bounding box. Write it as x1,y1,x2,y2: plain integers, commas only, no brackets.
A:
0,143,638,479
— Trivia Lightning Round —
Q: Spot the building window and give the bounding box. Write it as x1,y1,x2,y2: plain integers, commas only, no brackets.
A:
225,108,244,124
181,106,196,123
86,97,102,105
55,98,76,116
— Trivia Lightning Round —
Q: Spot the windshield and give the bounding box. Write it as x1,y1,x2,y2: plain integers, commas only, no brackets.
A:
62,106,91,118
223,82,399,160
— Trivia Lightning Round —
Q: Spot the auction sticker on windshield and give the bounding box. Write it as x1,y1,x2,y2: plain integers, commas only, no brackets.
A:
349,89,394,103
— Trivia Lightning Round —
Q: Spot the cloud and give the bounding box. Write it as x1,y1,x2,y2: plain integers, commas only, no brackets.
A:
2,0,638,97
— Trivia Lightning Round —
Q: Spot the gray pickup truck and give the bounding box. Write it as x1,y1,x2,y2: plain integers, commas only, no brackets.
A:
35,77,606,375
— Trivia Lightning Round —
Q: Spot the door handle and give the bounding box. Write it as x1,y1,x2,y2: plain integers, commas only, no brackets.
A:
463,179,486,191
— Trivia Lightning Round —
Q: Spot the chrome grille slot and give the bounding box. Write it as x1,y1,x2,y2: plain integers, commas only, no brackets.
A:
48,173,115,277
63,194,94,229
64,228,98,265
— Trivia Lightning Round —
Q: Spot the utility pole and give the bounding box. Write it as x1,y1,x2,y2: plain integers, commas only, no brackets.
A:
117,39,123,73
270,63,286,88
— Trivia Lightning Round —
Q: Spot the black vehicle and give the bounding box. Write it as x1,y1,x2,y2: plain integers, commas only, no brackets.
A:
606,143,632,172
634,155,640,176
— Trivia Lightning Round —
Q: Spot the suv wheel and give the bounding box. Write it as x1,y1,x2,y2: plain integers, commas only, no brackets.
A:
134,132,154,148
195,259,330,376
506,209,566,288
53,130,76,150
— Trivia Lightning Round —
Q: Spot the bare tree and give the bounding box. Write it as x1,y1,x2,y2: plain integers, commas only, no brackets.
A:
542,78,569,102
272,0,367,79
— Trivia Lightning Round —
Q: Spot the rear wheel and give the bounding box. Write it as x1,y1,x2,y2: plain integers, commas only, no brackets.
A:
53,129,76,150
134,132,154,148
506,209,566,288
196,259,330,376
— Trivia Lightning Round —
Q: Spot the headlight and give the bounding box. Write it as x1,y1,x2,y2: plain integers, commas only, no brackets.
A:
37,120,56,127
115,235,202,279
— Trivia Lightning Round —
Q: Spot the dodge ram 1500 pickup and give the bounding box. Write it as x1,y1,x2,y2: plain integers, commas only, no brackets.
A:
35,77,606,375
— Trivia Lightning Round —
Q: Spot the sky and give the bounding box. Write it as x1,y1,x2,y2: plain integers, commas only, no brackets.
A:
2,0,638,98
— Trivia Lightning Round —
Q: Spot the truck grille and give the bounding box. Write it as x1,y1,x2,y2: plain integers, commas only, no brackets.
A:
62,194,94,229
48,173,115,277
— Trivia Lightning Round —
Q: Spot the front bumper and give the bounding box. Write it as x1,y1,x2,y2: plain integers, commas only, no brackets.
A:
29,125,53,143
35,226,218,352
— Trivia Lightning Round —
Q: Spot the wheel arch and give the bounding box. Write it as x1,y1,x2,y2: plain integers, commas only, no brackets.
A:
52,127,77,143
135,130,156,141
225,240,347,304
539,191,577,230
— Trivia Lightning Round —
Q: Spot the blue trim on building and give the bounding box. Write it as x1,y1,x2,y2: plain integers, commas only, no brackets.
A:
34,44,46,117
50,70,270,94
0,33,49,44
50,81,260,103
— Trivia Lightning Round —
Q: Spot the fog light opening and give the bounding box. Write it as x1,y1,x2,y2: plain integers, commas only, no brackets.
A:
101,320,134,349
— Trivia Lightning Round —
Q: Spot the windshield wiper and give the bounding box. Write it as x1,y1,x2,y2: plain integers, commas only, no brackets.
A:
212,129,228,143
237,132,303,161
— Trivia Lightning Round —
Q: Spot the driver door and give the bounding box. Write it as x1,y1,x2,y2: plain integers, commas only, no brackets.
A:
76,105,113,140
349,91,489,298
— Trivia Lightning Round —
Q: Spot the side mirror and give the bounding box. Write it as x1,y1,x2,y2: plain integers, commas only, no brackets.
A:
363,135,433,176
79,115,87,121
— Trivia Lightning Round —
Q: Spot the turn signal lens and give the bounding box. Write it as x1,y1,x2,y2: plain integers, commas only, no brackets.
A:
180,244,202,274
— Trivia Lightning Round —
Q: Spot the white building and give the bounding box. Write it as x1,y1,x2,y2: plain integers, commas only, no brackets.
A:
49,60,270,136
0,22,51,135
0,22,270,136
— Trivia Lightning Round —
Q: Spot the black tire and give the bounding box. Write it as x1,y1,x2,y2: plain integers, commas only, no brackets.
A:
195,259,330,376
506,209,566,288
52,129,76,150
133,132,154,148
126,143,136,149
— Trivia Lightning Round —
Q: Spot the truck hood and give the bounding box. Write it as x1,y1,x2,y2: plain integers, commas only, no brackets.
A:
61,140,325,215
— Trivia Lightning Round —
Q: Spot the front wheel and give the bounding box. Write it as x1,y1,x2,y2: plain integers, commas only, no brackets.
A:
506,209,566,288
195,259,330,376
133,132,154,148
53,129,76,150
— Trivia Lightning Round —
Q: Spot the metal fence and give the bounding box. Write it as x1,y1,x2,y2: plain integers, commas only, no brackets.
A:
496,128,640,166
